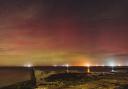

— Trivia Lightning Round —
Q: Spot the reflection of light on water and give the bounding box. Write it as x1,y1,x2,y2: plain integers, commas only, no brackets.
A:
61,64,70,73
109,63,115,72
65,64,69,73
84,64,90,73
87,67,90,73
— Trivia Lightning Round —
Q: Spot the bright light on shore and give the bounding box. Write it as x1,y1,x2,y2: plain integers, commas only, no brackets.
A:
61,64,70,67
101,64,105,67
66,64,69,67
108,62,115,67
24,64,33,67
95,64,99,66
84,64,90,67
118,64,121,66
110,64,115,67
53,65,58,67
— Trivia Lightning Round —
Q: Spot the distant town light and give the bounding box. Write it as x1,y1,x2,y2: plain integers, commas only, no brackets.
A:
110,64,115,67
53,65,57,67
61,64,69,67
24,63,33,67
101,64,105,67
118,64,121,66
84,64,90,67
95,64,99,66
66,64,69,67
87,64,90,67
108,62,115,67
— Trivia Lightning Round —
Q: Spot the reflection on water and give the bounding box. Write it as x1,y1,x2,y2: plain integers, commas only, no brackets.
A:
0,67,31,88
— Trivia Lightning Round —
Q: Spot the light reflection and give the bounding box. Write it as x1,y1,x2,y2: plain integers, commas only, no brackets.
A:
66,64,69,73
84,63,90,73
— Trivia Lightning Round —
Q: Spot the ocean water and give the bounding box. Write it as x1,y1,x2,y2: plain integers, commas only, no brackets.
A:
0,67,31,88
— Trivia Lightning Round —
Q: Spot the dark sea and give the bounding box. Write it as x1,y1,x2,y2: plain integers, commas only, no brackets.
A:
0,67,31,88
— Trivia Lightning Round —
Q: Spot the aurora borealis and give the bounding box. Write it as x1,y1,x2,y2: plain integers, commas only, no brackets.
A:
0,0,128,66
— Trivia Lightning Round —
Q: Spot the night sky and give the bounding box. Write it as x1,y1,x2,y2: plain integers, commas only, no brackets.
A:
0,0,128,66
